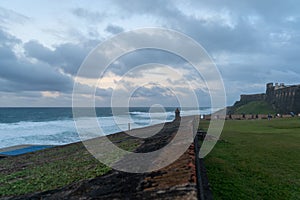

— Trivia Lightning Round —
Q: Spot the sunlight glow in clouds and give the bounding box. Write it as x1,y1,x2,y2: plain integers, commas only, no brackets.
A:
0,0,300,106
41,91,60,98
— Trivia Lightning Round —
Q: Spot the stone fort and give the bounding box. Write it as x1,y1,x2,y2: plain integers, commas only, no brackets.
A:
238,82,300,114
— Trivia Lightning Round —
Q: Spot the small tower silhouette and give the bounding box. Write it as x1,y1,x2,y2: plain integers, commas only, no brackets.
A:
175,108,181,121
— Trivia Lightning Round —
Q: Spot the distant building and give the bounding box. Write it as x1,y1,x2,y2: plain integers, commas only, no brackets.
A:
236,83,300,114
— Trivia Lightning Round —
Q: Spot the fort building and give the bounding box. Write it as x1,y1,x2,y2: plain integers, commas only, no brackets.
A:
236,83,300,114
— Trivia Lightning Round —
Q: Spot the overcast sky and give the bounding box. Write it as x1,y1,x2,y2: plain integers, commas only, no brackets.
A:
1,0,300,107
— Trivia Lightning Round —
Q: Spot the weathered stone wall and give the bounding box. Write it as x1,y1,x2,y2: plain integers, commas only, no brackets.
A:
229,93,265,113
240,93,266,103
265,83,300,114
234,83,300,114
294,88,300,113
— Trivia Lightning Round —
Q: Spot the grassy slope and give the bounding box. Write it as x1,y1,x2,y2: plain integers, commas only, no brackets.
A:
201,118,300,200
233,100,276,114
0,134,140,196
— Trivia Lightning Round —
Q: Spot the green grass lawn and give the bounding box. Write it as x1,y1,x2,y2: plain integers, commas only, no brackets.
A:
0,133,140,197
233,100,276,114
201,118,300,200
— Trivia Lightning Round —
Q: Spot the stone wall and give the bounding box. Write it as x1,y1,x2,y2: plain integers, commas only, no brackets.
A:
240,93,266,103
230,93,265,113
233,83,300,114
265,83,300,114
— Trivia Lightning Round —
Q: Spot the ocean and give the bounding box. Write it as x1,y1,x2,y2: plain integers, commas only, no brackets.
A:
0,107,212,149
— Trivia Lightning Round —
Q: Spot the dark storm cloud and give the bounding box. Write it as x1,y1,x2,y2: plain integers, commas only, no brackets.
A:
112,0,263,53
23,40,54,62
112,0,177,17
196,0,299,23
96,87,113,97
105,24,124,34
108,49,186,77
0,45,16,60
72,8,106,22
0,90,42,98
129,85,179,107
2,1,300,106
74,82,113,97
23,0,300,85
110,0,300,102
0,29,21,47
110,0,299,55
24,40,97,75
132,86,172,98
0,29,73,93
0,57,73,92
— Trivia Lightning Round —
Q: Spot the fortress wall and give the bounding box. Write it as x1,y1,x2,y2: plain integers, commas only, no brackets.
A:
238,83,300,114
269,85,300,113
240,93,266,103
203,114,297,120
292,87,300,114
228,83,300,115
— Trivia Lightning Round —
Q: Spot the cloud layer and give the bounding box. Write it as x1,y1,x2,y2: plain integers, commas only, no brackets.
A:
0,1,300,106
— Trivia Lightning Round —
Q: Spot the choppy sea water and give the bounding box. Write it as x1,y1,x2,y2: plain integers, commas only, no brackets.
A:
0,107,213,149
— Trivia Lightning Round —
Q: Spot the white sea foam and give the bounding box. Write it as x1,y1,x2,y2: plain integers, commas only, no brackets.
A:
0,108,213,149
